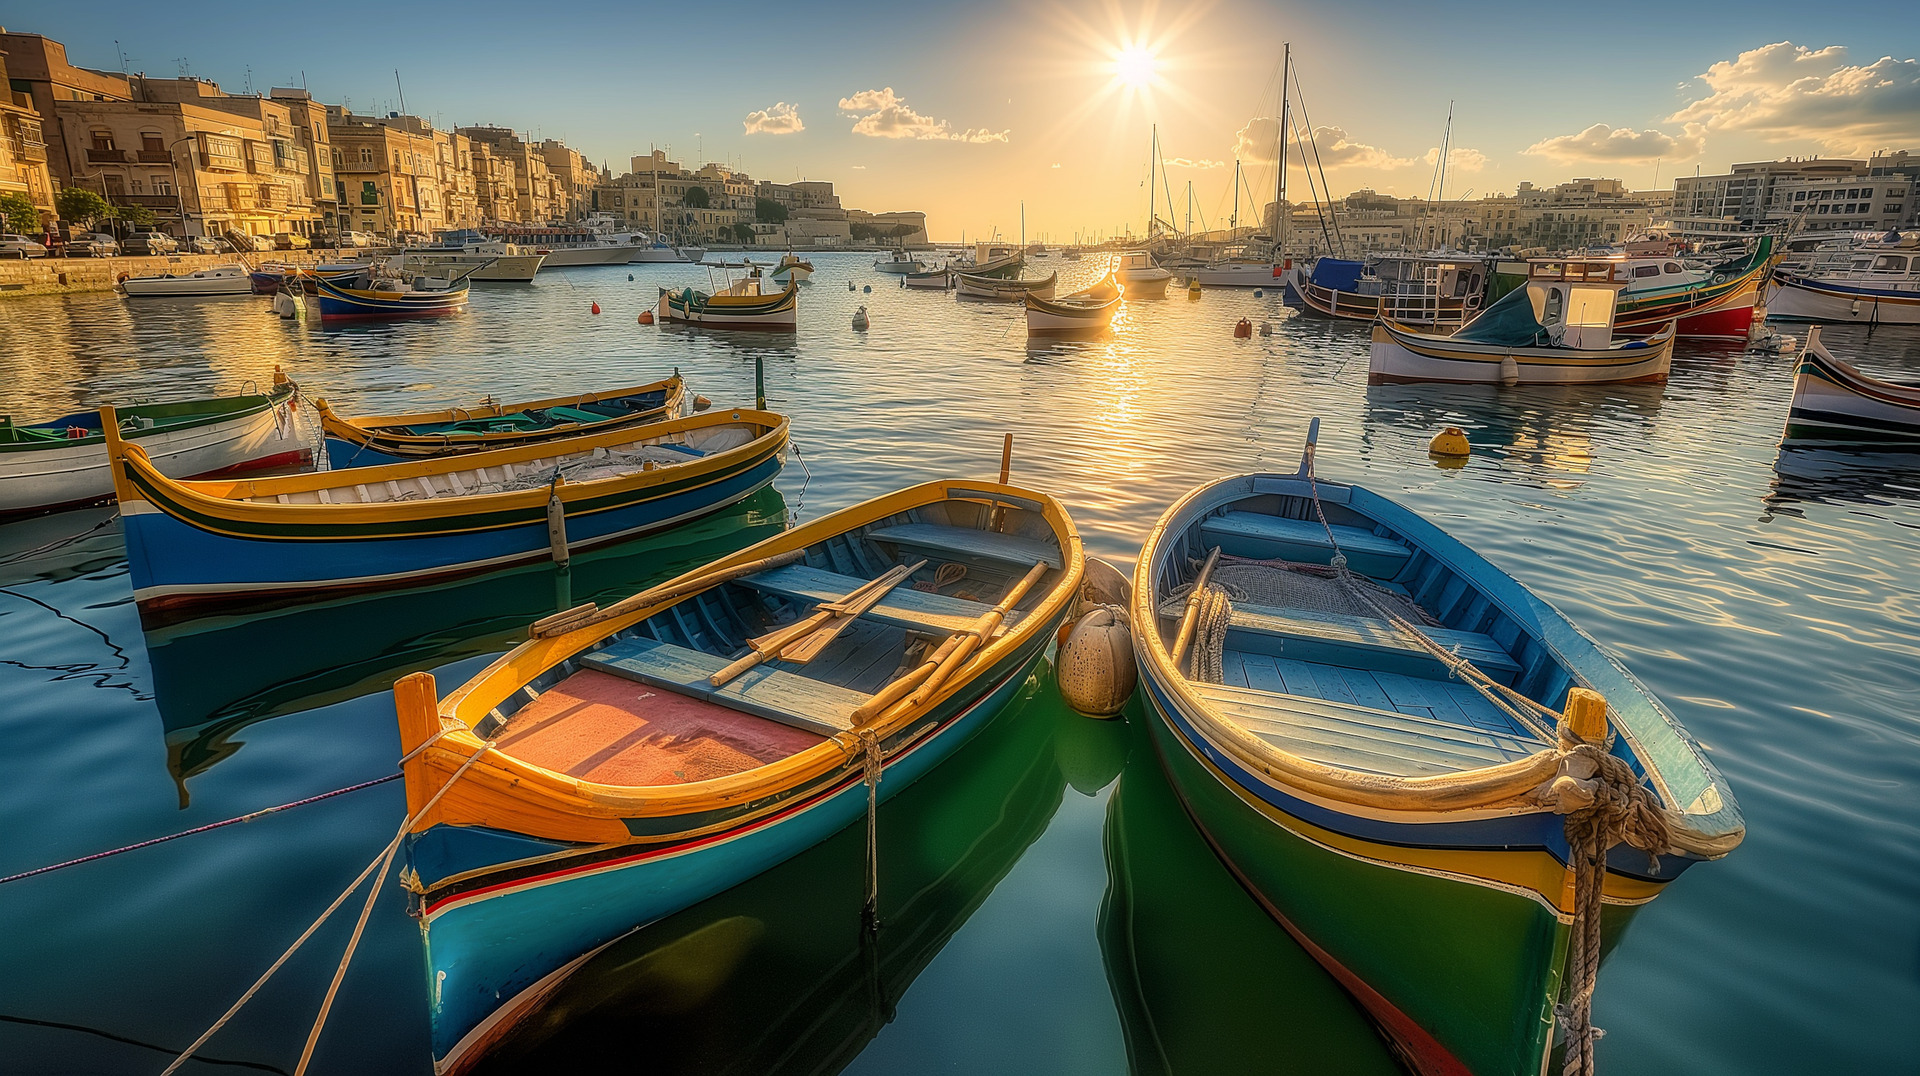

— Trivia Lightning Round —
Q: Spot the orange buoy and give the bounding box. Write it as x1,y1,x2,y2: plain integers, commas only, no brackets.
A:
637,310,654,325
1233,318,1252,338
590,301,601,315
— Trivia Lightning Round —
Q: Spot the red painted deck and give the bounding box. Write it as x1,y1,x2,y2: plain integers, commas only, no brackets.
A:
495,669,825,786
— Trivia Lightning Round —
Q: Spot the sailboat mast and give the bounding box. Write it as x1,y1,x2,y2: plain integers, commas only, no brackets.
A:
1147,125,1157,242
1275,43,1290,259
1232,159,1241,232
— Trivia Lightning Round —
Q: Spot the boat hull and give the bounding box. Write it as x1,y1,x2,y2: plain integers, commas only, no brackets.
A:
314,277,469,321
0,385,302,517
1785,329,1920,443
626,247,686,263
121,273,254,297
1767,275,1920,325
401,253,546,282
318,376,687,464
415,638,1058,1074
1191,262,1283,287
904,270,951,289
1368,322,1674,385
1301,282,1473,329
656,283,799,331
1117,270,1172,299
1025,294,1119,335
956,272,1057,301
875,261,922,274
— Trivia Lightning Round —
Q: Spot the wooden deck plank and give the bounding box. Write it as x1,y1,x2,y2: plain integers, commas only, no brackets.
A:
584,636,869,736
1220,650,1250,689
1271,657,1323,698
1334,667,1397,712
738,563,1021,637
1240,653,1286,693
864,522,1062,570
1191,683,1540,776
1225,602,1520,683
1196,511,1411,576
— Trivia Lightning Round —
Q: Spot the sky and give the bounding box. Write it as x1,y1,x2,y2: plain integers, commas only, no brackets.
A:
6,0,1919,241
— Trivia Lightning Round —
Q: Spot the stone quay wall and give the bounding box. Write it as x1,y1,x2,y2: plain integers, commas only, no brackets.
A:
0,251,339,298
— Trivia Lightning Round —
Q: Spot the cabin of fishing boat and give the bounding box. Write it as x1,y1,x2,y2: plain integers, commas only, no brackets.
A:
1471,258,1632,349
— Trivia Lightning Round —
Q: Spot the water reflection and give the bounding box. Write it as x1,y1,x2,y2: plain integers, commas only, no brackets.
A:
1766,446,1920,518
1361,381,1666,488
1098,709,1402,1076
147,489,786,800
470,668,1073,1075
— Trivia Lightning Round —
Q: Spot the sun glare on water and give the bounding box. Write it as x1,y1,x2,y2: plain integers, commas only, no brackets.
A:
1114,47,1158,88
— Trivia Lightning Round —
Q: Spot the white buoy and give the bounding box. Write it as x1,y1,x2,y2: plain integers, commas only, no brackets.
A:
1499,353,1520,386
1057,607,1135,717
852,305,869,331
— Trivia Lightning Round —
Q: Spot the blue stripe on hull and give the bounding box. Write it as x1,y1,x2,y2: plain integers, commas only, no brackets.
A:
414,647,1047,1066
324,437,417,469
123,454,782,599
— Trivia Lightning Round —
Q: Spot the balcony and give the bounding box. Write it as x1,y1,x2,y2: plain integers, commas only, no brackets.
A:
122,194,182,209
199,152,244,173
136,149,174,164
86,148,132,164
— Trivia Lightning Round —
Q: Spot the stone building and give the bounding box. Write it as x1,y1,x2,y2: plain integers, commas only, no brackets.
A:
0,47,54,224
457,126,560,223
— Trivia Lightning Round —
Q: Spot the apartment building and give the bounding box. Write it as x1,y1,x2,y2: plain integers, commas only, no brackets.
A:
329,109,476,236
457,126,561,223
537,139,598,221
1474,179,1667,250
0,49,54,221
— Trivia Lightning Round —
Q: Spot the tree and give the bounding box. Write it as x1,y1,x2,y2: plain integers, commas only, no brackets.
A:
680,185,710,209
115,202,157,231
754,197,787,224
849,222,880,243
0,192,39,233
730,222,757,245
55,187,111,228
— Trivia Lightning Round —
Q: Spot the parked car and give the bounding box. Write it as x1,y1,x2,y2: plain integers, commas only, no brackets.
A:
123,231,179,255
187,236,229,255
0,234,48,259
67,233,121,257
338,231,374,248
272,232,311,251
225,233,274,253
309,230,340,248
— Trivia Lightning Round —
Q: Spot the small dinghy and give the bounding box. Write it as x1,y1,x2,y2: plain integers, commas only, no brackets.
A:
1132,421,1742,1076
956,270,1057,302
1025,288,1120,335
316,373,694,467
656,275,799,331
1784,325,1920,444
904,266,953,289
392,478,1082,1073
314,271,469,321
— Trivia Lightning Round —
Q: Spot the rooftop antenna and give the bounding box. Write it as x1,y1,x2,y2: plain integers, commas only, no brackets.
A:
114,41,129,73
394,70,408,116
243,65,254,95
174,57,191,78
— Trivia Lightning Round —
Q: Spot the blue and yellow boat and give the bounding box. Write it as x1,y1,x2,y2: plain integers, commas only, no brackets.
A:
316,372,696,467
313,272,470,320
391,478,1082,1073
1132,424,1742,1076
103,406,786,620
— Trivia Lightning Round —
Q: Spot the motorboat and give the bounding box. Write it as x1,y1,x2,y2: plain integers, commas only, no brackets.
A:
770,253,814,284
401,231,546,282
1113,250,1172,299
120,261,254,297
1769,230,1920,325
876,249,925,274
486,225,634,268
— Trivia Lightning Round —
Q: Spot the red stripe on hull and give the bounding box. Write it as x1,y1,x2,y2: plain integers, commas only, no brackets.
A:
1618,302,1755,341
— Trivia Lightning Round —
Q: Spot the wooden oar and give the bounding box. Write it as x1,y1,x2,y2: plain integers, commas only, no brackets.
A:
779,559,928,663
709,560,924,687
850,559,1051,724
1168,546,1222,673
529,548,807,639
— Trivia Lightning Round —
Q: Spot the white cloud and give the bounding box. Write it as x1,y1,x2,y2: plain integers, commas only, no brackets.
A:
742,101,804,136
1233,117,1418,169
1522,122,1706,163
1051,163,1061,169
1165,157,1226,170
1423,146,1487,173
837,87,1009,143
1669,41,1920,151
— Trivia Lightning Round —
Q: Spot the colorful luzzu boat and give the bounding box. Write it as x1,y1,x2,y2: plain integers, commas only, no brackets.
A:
1611,234,1776,340
316,373,696,467
313,272,470,320
1784,325,1920,443
1767,233,1920,325
0,371,302,518
391,478,1082,1073
103,406,786,620
656,275,798,331
1370,258,1675,385
1131,425,1742,1076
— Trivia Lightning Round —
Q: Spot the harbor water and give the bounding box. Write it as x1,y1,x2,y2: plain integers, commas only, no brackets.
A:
1,253,1915,1073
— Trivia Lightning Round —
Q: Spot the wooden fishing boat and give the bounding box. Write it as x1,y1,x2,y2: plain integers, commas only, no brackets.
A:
1025,290,1120,335
1768,234,1920,325
1114,251,1173,299
770,253,814,284
1611,235,1777,340
1369,258,1675,385
0,371,301,519
103,406,786,617
1132,423,1742,1076
1784,325,1920,443
903,266,952,289
956,270,1057,302
392,478,1082,1073
1299,255,1489,329
316,373,695,468
250,261,363,295
963,243,1024,279
313,272,469,321
656,275,799,331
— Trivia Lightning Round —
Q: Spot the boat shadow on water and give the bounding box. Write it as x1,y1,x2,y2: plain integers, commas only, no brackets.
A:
1765,444,1920,519
146,489,787,801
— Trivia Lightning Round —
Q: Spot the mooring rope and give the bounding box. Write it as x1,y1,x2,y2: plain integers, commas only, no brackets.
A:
0,515,118,567
164,742,494,1076
0,775,401,887
860,730,883,932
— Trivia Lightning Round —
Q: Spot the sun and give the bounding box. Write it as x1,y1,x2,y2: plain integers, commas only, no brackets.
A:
1113,47,1158,88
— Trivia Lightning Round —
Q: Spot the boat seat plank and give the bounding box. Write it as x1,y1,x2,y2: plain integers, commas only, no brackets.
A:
1193,679,1543,777
863,522,1062,570
1214,653,1544,754
1197,511,1411,576
736,563,1023,637
1225,602,1521,685
582,637,869,737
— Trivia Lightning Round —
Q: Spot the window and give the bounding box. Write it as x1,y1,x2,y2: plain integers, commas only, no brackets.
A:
359,147,373,165
1663,262,1684,275
1632,264,1660,278
90,130,114,150
141,132,164,153
333,149,342,167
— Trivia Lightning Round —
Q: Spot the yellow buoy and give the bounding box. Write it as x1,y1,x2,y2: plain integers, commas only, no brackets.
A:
1056,607,1135,717
1429,426,1471,457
